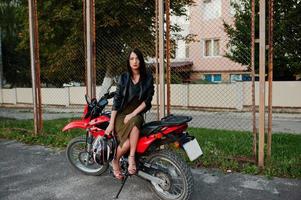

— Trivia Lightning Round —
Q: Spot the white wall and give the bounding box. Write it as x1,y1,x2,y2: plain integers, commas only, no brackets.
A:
16,88,32,104
69,87,86,105
1,82,300,109
41,88,69,106
2,88,17,104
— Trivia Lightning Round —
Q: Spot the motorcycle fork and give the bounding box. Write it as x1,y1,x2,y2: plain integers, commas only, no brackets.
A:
85,130,93,152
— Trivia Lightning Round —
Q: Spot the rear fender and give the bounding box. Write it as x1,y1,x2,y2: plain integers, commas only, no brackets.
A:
136,135,158,153
62,120,89,132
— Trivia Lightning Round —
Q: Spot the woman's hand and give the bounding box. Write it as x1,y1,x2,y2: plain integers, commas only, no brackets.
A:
124,113,135,124
105,123,114,135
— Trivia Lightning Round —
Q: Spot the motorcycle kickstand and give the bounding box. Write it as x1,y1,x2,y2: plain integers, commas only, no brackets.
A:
114,172,129,199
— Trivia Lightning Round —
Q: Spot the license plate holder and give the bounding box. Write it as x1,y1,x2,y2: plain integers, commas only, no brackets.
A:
183,138,203,161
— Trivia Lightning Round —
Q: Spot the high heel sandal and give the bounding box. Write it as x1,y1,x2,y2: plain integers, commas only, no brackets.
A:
128,155,137,175
112,160,124,180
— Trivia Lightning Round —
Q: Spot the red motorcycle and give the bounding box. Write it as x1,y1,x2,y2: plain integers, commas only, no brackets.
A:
62,87,203,200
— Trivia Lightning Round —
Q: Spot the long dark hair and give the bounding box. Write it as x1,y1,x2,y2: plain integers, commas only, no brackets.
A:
127,48,147,81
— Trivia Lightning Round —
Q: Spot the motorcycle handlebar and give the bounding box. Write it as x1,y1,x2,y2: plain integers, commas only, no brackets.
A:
107,92,116,99
84,91,115,118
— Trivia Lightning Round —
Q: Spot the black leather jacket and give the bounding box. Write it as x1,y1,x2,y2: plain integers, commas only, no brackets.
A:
112,71,154,113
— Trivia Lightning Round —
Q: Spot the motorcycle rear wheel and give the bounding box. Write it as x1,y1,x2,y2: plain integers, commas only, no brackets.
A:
66,136,108,176
146,150,193,200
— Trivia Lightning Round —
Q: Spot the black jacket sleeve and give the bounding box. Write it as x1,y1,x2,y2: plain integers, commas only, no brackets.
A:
112,75,124,111
143,73,154,112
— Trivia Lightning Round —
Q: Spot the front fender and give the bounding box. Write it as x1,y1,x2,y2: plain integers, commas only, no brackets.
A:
62,120,88,132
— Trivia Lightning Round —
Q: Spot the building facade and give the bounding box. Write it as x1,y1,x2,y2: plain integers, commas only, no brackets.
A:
173,0,249,83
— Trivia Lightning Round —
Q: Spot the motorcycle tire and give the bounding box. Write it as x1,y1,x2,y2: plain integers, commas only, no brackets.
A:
66,136,108,176
146,150,193,200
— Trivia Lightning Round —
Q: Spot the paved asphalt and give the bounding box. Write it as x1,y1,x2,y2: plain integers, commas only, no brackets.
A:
0,139,300,200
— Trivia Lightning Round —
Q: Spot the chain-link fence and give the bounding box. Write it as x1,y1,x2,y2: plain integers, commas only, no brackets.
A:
1,0,301,173
39,0,86,115
168,0,256,163
0,1,86,116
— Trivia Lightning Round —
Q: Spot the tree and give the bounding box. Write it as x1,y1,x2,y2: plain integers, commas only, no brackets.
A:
224,0,301,80
0,0,31,87
17,0,85,87
13,0,194,88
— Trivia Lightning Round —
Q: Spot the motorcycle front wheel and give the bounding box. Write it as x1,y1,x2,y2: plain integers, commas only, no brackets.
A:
66,136,108,176
146,150,193,200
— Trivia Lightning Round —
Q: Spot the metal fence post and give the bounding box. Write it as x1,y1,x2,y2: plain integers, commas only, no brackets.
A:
155,0,160,120
166,0,171,115
251,0,257,161
0,29,3,89
85,0,96,98
267,0,274,162
158,0,165,119
28,0,42,135
258,0,266,168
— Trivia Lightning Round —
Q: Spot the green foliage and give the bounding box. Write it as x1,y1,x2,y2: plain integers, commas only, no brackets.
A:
223,0,253,68
0,0,31,87
242,164,260,175
224,0,301,80
1,0,194,87
171,72,183,84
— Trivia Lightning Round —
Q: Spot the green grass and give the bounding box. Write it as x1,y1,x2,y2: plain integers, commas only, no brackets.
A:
188,127,301,178
0,118,83,148
0,118,300,178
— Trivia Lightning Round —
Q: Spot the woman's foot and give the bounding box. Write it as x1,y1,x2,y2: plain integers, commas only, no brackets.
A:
112,159,124,180
128,155,137,175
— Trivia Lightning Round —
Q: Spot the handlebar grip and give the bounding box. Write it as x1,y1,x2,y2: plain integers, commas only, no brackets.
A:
108,92,116,99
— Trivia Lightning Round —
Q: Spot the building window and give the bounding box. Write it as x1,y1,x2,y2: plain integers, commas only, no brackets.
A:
204,74,222,83
205,40,212,56
213,74,221,82
185,46,190,58
204,39,220,57
203,0,221,20
230,74,252,82
242,74,251,81
230,74,242,82
213,39,220,56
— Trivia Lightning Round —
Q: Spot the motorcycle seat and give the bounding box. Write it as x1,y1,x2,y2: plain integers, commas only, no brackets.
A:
140,115,192,136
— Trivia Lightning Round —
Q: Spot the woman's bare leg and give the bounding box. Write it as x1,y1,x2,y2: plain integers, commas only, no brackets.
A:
112,139,130,179
128,126,139,174
129,126,139,156
115,139,130,160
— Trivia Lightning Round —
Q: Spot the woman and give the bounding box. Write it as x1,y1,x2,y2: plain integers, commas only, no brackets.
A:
105,48,154,180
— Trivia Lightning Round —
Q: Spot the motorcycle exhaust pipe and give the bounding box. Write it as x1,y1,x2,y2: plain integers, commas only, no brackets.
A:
137,171,165,185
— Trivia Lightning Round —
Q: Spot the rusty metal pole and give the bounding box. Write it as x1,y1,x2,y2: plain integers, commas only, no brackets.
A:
155,0,160,120
158,0,165,119
34,0,42,134
165,0,171,115
0,30,3,89
83,0,87,88
91,0,96,95
258,0,266,168
85,0,96,98
251,0,257,161
267,0,274,162
28,0,42,135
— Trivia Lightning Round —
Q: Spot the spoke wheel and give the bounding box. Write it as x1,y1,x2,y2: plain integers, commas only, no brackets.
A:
147,150,193,200
66,136,108,176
